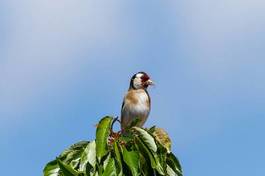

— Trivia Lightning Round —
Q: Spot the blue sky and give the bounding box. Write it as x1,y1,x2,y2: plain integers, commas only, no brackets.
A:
1,0,265,175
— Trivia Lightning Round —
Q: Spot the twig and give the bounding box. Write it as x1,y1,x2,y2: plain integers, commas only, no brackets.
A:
110,116,121,134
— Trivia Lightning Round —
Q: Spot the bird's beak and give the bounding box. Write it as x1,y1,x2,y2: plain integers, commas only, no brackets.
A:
146,79,154,86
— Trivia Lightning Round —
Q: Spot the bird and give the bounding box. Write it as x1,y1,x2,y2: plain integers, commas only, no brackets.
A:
121,72,154,131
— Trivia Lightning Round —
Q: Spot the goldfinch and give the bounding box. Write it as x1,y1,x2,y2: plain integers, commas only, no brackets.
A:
121,72,154,130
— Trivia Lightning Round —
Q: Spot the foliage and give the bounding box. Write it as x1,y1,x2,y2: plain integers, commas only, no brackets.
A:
43,116,183,176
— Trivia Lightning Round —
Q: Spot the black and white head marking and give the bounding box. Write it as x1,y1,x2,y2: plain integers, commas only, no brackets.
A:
129,72,150,89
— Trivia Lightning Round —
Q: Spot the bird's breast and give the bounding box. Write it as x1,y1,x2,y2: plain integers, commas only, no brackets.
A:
124,89,150,114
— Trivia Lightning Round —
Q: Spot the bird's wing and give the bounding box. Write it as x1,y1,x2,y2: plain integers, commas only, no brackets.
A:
144,89,151,107
120,98,130,129
121,98,125,110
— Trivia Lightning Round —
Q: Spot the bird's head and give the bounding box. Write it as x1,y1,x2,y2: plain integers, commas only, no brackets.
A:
130,72,154,89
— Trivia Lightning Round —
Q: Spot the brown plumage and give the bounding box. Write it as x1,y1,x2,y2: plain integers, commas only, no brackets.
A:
121,72,153,130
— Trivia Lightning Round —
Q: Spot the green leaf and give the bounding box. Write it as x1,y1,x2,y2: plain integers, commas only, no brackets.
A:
133,127,157,152
136,137,165,175
70,158,80,169
122,147,139,176
114,142,123,176
43,160,60,176
57,159,80,176
103,153,111,170
138,152,153,176
166,165,178,176
97,163,103,176
166,153,182,176
60,141,89,158
96,116,113,161
102,158,117,176
59,141,89,165
79,140,96,172
43,116,183,176
44,141,89,176
148,126,156,133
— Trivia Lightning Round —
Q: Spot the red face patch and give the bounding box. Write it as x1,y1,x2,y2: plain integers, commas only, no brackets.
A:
141,73,150,82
